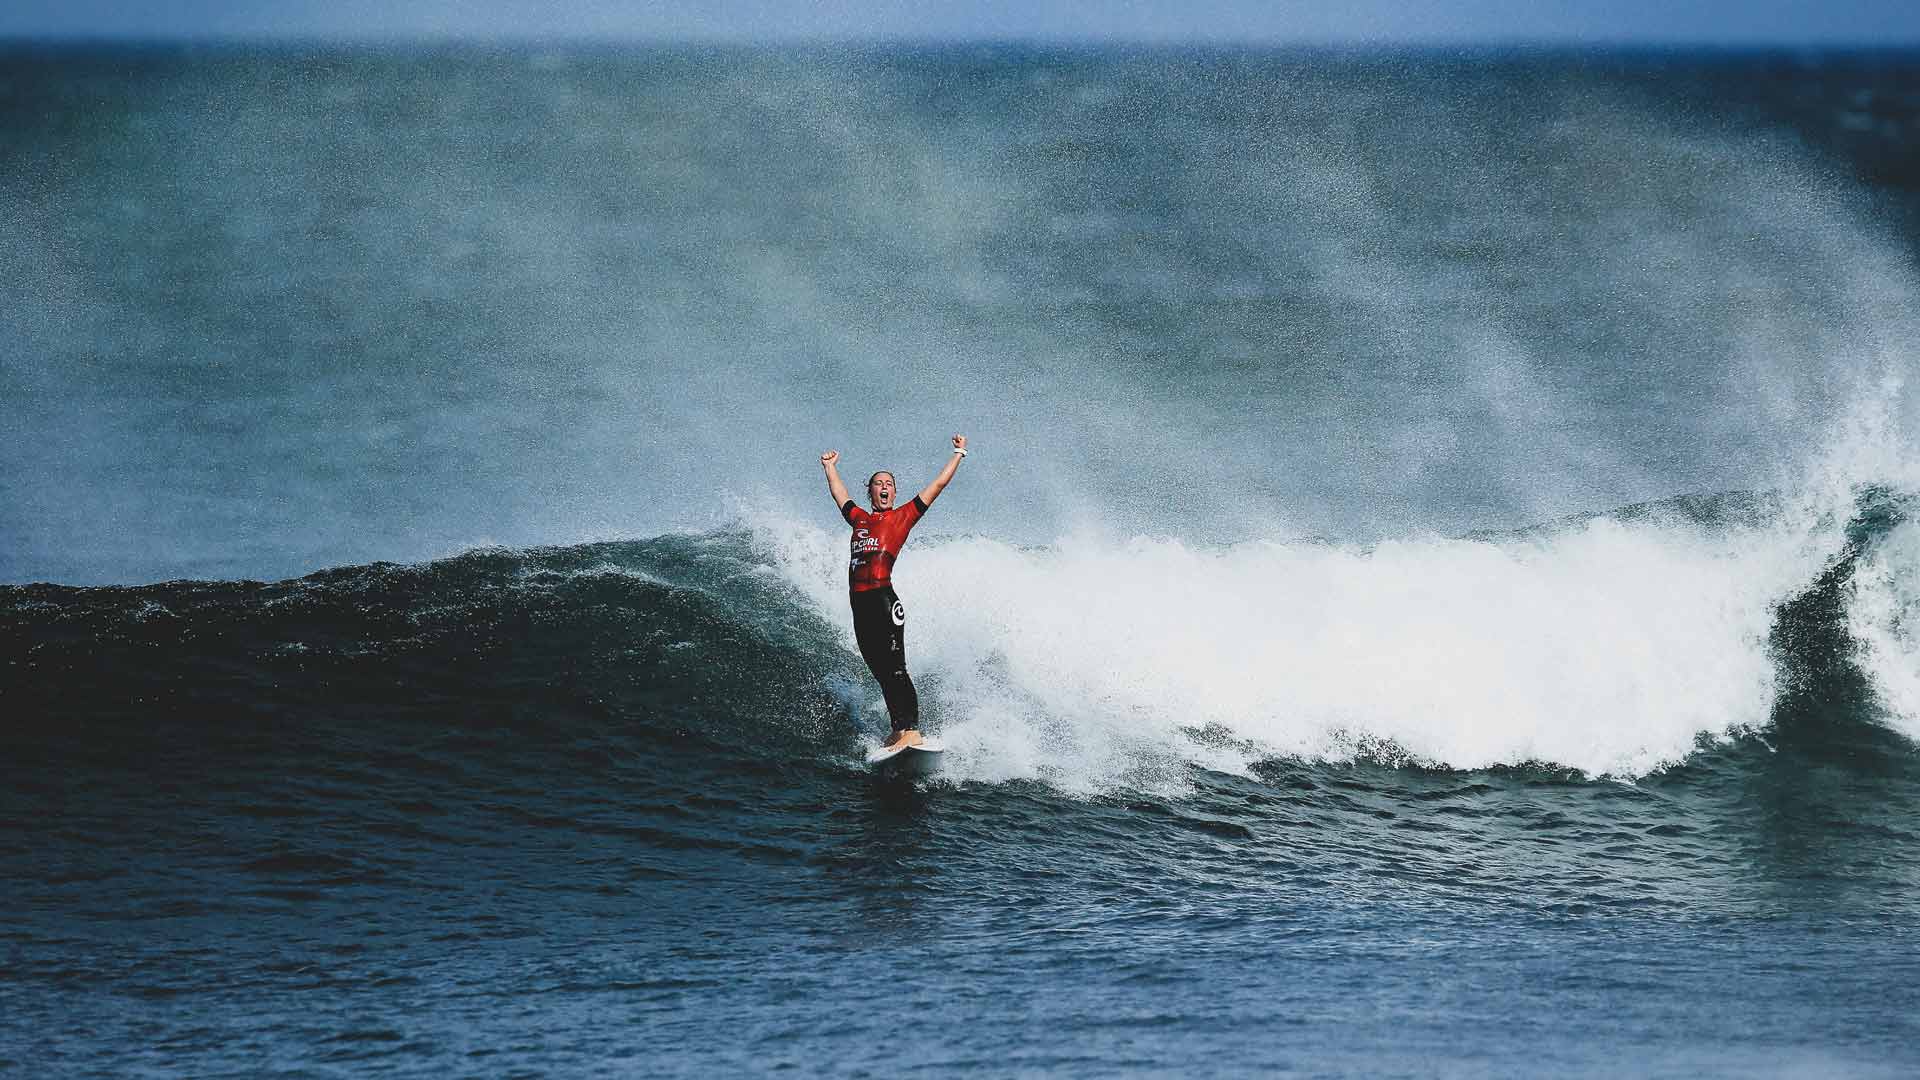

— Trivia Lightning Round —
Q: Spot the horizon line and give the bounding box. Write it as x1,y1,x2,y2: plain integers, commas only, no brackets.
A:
5,31,1920,51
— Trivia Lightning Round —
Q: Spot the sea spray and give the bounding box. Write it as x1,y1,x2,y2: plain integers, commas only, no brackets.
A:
11,50,1920,585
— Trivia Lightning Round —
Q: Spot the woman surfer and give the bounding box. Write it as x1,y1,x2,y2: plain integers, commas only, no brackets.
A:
820,435,967,748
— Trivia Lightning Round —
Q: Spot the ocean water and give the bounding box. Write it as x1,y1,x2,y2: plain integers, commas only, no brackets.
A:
4,43,1920,1077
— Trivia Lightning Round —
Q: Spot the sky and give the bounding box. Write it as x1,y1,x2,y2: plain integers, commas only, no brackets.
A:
2,0,1918,46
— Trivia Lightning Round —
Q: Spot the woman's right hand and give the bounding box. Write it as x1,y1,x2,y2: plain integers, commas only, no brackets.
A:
821,450,839,468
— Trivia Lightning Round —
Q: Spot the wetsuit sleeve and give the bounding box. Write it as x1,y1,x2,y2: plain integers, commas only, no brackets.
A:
910,495,929,518
841,501,863,526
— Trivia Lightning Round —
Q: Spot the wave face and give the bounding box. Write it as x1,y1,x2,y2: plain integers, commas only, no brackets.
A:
5,485,1916,778
7,44,1920,1078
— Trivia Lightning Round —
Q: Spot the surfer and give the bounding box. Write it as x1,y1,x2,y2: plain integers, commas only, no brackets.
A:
821,435,967,749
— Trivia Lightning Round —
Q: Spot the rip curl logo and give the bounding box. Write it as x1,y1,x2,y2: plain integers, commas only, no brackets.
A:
890,599,905,626
850,527,881,557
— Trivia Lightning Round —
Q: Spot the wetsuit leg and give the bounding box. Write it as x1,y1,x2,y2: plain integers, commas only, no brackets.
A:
851,587,919,732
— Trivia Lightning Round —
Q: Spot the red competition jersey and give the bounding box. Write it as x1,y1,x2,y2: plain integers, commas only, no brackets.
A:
842,496,927,592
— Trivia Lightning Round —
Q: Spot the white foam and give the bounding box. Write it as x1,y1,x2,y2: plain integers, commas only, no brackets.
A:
756,505,1839,788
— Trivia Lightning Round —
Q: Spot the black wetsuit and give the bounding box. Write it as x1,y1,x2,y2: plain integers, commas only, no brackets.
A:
849,585,918,732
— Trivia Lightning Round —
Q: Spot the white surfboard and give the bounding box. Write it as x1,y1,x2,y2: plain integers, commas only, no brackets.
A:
866,739,945,775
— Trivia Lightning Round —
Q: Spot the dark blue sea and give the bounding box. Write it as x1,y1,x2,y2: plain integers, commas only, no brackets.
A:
4,43,1920,1077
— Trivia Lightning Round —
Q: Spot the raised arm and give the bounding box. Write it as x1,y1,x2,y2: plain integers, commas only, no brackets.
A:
916,434,968,508
821,450,853,510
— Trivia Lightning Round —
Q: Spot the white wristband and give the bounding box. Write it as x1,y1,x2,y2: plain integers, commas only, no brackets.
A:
954,448,967,457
